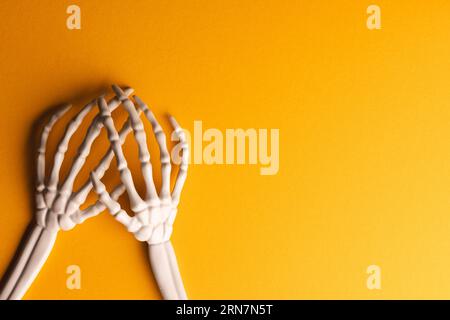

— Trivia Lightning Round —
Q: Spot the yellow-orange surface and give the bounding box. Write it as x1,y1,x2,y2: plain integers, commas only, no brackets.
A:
1,0,450,299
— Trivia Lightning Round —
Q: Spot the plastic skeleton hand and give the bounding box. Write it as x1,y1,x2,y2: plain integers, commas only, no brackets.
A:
0,87,137,300
90,85,189,300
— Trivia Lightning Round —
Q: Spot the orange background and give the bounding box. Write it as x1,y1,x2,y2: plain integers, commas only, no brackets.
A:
1,0,450,299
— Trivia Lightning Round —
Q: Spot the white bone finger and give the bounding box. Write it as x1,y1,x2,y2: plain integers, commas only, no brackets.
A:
90,172,132,227
45,100,96,206
134,95,171,200
112,85,158,202
168,116,189,205
72,184,126,224
36,104,71,194
35,104,72,226
98,97,147,213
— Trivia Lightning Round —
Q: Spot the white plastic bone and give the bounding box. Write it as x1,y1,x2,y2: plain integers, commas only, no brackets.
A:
0,87,135,300
91,85,189,299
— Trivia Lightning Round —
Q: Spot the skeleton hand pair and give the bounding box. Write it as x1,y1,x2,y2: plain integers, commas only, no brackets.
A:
0,85,188,300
